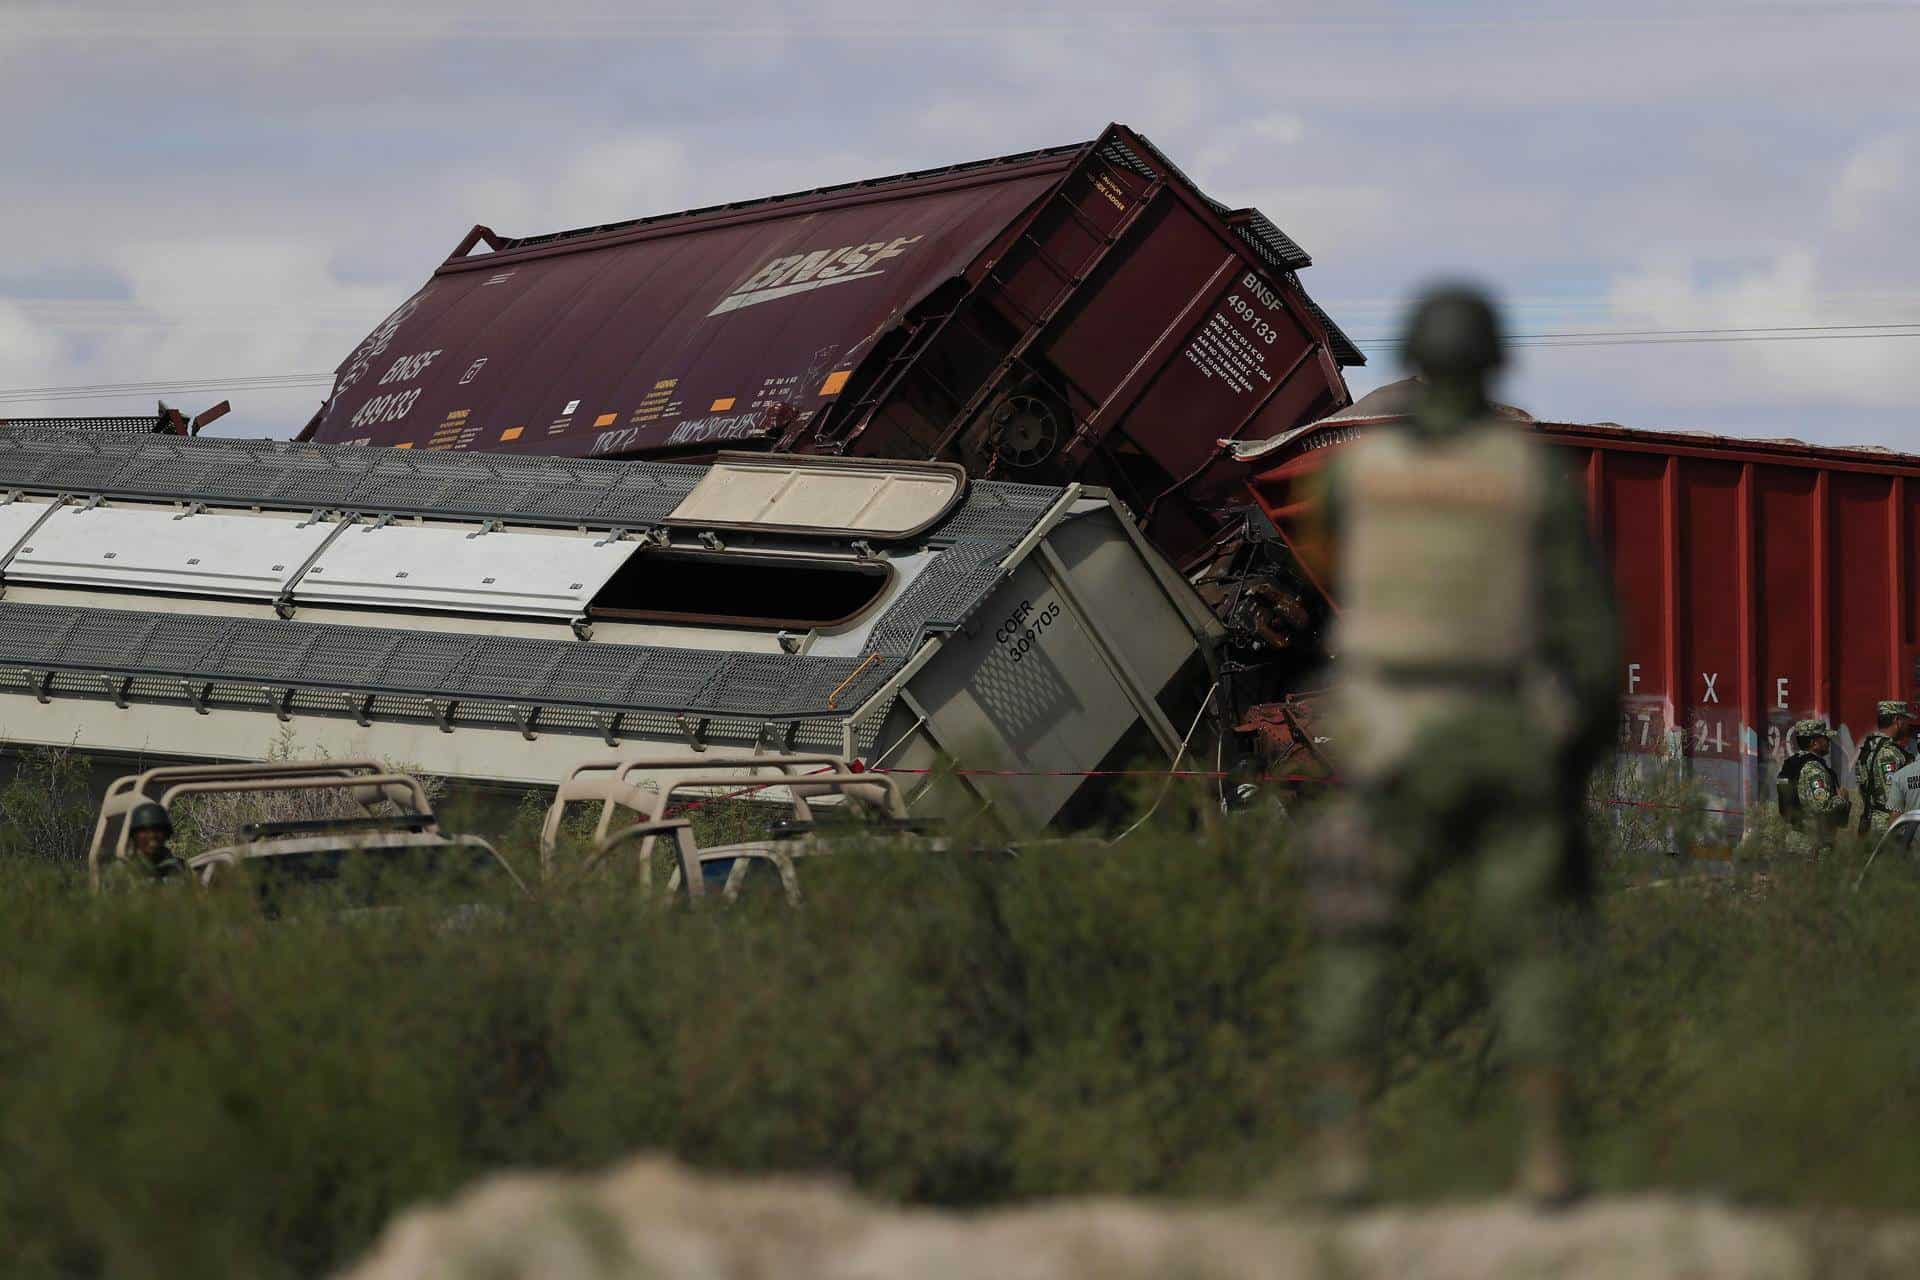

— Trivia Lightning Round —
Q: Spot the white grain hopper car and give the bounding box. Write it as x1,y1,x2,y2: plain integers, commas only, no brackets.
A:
0,428,1220,827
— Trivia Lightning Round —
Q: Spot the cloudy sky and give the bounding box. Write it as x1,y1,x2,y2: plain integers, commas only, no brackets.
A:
2,0,1915,446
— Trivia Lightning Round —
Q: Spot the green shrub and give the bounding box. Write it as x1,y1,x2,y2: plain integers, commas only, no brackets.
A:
0,747,97,867
3,767,1920,1276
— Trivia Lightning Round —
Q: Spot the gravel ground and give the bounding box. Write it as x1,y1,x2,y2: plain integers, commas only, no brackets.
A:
341,1156,1920,1280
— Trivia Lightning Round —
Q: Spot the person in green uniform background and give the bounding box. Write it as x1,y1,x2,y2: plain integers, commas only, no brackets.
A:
1778,719,1850,857
108,803,188,887
1853,701,1913,840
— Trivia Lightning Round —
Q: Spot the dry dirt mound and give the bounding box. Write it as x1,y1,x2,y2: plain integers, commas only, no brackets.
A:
340,1157,1920,1279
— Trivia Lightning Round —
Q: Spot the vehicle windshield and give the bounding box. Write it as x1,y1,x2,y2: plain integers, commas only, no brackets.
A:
230,844,511,916
700,854,786,897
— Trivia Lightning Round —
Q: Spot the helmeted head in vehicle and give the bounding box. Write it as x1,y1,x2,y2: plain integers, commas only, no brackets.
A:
1401,284,1506,437
1792,718,1834,754
128,801,174,859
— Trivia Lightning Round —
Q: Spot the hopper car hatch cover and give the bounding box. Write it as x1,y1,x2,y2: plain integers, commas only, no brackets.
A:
6,506,338,601
293,523,641,620
0,502,648,621
665,455,966,539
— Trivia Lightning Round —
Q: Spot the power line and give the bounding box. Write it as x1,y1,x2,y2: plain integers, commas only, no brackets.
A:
15,6,1915,43
0,375,333,406
1510,331,1920,349
1351,321,1920,350
0,374,333,397
1,322,1915,407
1515,322,1920,339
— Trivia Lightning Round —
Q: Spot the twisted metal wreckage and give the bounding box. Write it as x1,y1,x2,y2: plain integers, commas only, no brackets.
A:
7,123,1915,826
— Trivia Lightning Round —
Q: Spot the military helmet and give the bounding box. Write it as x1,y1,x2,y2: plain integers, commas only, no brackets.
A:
1791,718,1833,745
1402,284,1505,380
1878,700,1912,719
128,802,173,836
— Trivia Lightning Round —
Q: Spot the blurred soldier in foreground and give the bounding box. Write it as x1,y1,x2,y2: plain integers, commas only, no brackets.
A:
1778,719,1849,857
1853,701,1913,839
1301,285,1619,1205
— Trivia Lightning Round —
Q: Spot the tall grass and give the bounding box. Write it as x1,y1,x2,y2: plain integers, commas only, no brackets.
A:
2,763,1920,1277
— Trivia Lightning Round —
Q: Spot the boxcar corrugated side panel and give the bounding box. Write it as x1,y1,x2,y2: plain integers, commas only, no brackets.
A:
1246,404,1920,814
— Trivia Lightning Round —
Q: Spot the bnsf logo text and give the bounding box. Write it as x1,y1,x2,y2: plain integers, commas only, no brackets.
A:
707,235,922,316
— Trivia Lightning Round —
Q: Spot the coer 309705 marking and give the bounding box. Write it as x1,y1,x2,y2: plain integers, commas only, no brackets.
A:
995,598,1062,664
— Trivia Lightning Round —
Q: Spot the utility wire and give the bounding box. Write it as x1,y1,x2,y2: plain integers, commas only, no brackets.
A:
18,7,1915,42
1352,321,1920,350
0,376,333,407
1495,322,1920,339
1,322,1915,408
0,374,332,397
1508,332,1920,348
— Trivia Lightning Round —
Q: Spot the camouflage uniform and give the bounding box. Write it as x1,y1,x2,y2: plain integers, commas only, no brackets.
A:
1300,286,1618,1203
1854,701,1913,840
1778,719,1849,857
104,850,189,889
107,803,188,889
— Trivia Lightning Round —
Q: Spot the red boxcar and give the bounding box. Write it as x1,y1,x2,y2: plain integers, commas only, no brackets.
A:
1242,381,1920,813
299,123,1362,566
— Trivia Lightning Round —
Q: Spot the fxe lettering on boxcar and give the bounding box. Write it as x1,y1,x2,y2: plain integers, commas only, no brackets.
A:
706,236,924,316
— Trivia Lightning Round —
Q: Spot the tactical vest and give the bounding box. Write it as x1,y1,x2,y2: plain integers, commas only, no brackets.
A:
1777,752,1836,828
1858,734,1891,808
1335,424,1546,671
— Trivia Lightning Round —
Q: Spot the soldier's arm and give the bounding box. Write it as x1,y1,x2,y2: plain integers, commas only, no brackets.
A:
1800,768,1847,814
1866,744,1896,805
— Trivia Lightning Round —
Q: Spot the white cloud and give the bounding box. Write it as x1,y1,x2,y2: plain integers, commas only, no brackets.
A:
1602,129,1919,413
1234,182,1396,259
1250,113,1306,145
4,0,1918,446
1602,277,1911,410
1831,133,1909,233
548,136,695,229
0,301,63,387
1139,69,1207,133
442,132,909,243
0,239,396,432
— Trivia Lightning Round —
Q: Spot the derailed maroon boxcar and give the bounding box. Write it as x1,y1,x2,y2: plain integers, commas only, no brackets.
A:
1241,381,1920,816
301,123,1362,566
